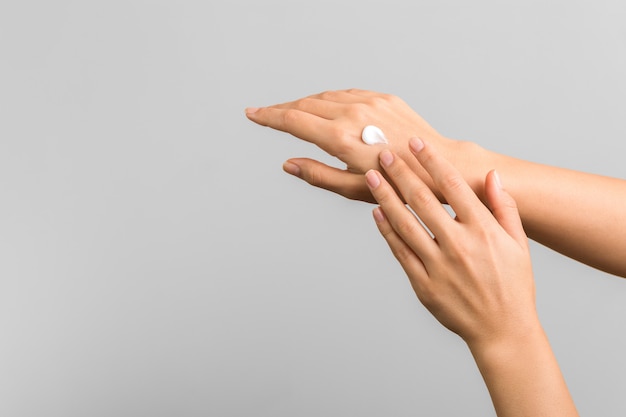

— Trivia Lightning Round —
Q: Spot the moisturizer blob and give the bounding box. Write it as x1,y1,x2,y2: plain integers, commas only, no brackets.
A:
361,125,389,145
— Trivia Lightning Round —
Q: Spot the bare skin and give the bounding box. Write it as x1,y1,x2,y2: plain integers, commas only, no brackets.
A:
365,137,578,416
246,89,626,277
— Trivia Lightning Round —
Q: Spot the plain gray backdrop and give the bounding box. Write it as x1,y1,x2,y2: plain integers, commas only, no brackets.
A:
1,1,625,416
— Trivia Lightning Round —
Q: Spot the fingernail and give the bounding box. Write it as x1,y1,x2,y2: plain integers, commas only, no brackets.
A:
373,207,386,223
379,150,394,167
493,170,503,190
409,137,424,153
283,161,301,177
245,107,260,115
365,170,380,189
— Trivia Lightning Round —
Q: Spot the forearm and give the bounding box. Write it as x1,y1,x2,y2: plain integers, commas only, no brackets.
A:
247,90,626,276
469,325,578,417
457,142,626,277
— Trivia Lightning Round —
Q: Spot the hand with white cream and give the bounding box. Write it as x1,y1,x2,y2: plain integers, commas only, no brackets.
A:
366,137,578,417
245,89,466,203
246,89,626,277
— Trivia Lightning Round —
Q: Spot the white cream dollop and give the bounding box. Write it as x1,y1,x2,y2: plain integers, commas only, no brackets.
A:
361,125,388,145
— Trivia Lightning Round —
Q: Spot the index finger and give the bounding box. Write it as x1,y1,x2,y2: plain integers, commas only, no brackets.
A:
246,107,342,155
268,97,345,120
409,138,489,224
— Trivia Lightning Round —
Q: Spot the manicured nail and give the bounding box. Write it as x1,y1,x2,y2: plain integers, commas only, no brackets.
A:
283,161,301,177
365,170,380,189
409,137,424,153
379,150,394,167
245,107,260,115
373,207,386,223
493,170,503,190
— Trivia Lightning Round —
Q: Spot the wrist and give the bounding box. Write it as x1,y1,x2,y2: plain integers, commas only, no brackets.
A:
466,319,578,416
466,317,546,370
449,139,495,203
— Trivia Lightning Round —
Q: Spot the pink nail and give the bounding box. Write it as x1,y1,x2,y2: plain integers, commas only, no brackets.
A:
493,170,503,190
245,107,260,114
373,207,386,223
409,137,424,153
379,150,394,167
283,161,301,177
365,170,380,189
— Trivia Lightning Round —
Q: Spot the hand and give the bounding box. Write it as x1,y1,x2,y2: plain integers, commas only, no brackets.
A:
246,89,465,203
366,137,537,347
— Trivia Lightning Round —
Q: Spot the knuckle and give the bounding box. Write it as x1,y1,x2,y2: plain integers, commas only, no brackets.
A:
329,125,346,140
293,97,313,110
373,187,391,205
365,96,387,109
408,186,435,210
329,126,350,145
502,193,520,211
318,90,337,101
390,241,414,264
336,141,356,159
373,93,397,106
345,103,368,122
396,217,421,238
281,109,299,126
329,127,357,157
385,93,403,105
439,172,465,192
303,167,324,187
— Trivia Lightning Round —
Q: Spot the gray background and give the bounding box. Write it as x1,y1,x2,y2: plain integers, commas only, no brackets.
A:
1,1,625,416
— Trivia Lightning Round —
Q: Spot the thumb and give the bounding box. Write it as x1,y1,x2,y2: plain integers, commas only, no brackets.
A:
283,158,375,203
485,170,527,245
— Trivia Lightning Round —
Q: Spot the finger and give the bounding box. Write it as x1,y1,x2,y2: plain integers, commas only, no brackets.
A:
365,170,439,262
306,90,368,103
372,207,430,288
409,137,488,224
377,149,454,240
246,107,339,153
269,98,345,120
283,158,374,203
342,88,387,98
485,170,528,246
